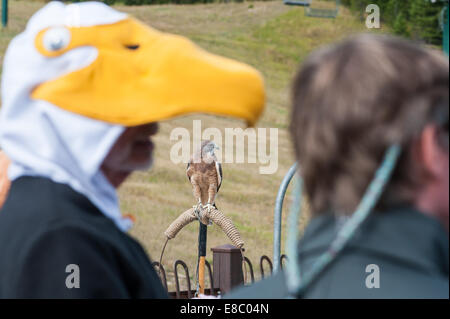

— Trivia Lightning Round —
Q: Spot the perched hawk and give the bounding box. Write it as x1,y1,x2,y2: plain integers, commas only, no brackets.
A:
186,140,222,214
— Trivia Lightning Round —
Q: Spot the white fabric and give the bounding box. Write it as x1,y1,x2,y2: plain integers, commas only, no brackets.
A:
27,1,127,30
0,1,133,231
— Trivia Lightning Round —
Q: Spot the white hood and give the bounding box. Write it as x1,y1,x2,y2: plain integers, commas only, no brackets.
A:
0,1,133,231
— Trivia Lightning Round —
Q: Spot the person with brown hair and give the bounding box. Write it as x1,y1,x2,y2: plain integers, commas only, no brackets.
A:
227,34,448,299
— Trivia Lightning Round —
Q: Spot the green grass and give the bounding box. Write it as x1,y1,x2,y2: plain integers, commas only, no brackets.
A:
0,0,389,291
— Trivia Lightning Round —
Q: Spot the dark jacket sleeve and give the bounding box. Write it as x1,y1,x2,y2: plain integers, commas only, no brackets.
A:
11,224,132,298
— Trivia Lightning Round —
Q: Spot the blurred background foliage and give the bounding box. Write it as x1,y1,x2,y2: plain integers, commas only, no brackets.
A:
60,0,447,46
342,0,446,45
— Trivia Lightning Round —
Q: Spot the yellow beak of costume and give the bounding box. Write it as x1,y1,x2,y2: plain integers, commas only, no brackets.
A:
32,18,265,126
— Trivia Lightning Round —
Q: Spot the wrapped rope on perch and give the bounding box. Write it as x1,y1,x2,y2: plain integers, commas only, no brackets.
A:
164,207,244,248
159,206,247,295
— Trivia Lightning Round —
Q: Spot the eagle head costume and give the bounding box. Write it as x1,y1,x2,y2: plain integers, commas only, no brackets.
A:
0,1,264,298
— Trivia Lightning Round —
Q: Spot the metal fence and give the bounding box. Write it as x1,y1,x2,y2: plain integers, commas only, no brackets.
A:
153,244,287,298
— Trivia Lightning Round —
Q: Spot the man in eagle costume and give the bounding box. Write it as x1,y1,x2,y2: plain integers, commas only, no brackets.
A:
0,1,264,298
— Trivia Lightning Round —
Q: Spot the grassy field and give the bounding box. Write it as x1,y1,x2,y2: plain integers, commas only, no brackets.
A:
0,0,386,291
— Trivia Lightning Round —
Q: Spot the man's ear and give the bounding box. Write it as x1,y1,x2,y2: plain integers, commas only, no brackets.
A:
418,125,448,180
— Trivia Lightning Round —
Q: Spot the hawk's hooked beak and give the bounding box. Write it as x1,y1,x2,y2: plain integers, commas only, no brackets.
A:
32,18,265,126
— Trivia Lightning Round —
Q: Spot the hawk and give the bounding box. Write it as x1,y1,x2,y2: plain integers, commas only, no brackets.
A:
186,140,222,215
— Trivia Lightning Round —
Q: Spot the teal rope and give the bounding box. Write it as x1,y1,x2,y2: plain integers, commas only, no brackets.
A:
285,177,303,295
285,144,402,297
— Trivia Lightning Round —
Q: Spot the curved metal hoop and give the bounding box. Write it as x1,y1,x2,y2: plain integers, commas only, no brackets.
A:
259,255,273,279
174,260,192,299
152,261,168,292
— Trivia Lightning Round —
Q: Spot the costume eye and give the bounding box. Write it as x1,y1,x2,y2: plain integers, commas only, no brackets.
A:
125,44,140,50
43,27,71,52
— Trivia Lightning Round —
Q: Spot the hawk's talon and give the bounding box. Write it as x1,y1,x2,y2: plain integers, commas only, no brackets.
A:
205,204,215,226
205,203,214,214
193,202,203,220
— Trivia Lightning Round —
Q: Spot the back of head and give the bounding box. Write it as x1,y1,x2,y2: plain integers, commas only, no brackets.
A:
290,34,449,215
